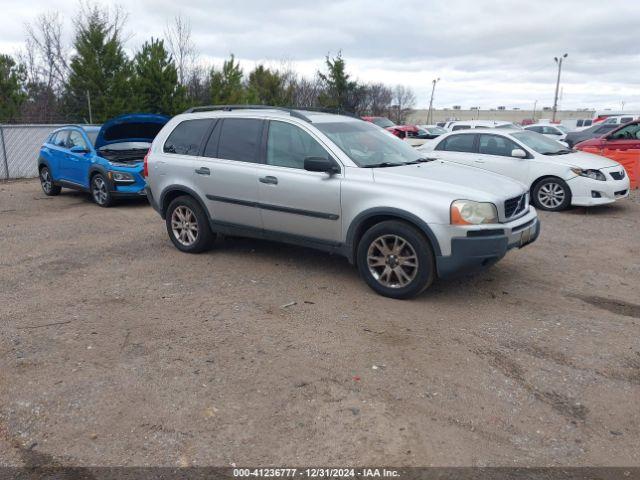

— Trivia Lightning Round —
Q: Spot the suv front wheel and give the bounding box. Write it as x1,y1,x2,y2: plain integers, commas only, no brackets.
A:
166,195,215,253
356,220,435,299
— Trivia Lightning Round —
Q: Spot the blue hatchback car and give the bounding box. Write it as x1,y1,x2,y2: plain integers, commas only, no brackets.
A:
38,114,169,207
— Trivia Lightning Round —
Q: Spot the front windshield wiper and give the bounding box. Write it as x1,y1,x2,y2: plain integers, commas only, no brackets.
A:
404,157,437,165
544,149,573,156
362,162,405,168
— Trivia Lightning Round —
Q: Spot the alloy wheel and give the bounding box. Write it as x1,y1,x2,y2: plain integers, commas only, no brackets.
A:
367,234,418,288
537,182,565,209
171,205,199,247
92,176,108,205
40,169,52,193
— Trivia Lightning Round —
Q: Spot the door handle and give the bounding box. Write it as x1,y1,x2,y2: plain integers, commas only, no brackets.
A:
259,176,278,185
195,167,210,175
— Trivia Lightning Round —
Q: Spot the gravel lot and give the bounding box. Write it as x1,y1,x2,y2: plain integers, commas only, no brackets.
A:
1,179,639,467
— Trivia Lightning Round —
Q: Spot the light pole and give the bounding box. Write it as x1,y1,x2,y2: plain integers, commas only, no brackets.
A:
427,77,440,124
552,53,567,123
532,100,538,122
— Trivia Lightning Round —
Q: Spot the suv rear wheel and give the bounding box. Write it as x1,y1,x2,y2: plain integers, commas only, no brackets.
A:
356,220,435,299
166,195,215,253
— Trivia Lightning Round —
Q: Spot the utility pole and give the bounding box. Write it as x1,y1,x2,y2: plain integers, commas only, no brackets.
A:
532,100,538,122
427,77,440,124
86,90,93,124
552,53,568,123
621,101,625,111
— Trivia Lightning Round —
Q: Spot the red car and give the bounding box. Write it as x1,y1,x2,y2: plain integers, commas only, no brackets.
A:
361,116,427,139
575,120,640,189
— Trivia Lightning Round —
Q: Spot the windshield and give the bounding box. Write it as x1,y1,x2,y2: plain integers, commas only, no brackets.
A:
315,121,423,167
511,131,571,155
371,117,396,128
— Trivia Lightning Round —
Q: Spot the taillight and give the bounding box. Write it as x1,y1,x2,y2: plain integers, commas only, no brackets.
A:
143,149,150,177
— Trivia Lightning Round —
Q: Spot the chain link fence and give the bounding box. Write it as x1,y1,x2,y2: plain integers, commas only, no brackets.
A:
0,124,68,180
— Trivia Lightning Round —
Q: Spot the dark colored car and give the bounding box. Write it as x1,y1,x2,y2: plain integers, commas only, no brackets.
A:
564,122,618,148
38,113,169,207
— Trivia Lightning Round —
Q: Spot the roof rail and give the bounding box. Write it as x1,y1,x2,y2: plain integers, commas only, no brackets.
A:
182,105,312,123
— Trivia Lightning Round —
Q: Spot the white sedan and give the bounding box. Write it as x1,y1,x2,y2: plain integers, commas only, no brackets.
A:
524,124,569,146
418,129,630,211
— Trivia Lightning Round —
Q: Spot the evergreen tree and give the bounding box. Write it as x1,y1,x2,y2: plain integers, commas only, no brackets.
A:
210,55,245,105
0,54,27,123
132,38,186,115
246,65,291,106
317,52,362,113
65,6,132,122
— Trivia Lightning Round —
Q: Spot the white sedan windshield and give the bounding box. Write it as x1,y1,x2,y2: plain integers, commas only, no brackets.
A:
511,131,571,155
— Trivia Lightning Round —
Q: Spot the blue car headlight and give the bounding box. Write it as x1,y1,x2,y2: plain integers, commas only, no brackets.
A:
110,171,135,183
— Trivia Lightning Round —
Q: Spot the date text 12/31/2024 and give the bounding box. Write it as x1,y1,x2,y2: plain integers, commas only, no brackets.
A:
233,468,400,478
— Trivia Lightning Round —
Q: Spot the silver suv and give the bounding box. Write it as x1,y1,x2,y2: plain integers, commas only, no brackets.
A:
145,106,540,299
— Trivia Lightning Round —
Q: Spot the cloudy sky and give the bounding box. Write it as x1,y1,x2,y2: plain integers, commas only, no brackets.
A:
2,0,639,110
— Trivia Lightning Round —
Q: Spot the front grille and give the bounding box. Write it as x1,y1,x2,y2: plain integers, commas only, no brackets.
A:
610,170,626,180
504,194,527,218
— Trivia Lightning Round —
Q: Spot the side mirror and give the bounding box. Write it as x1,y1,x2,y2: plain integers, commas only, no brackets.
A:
304,157,340,175
511,148,527,159
70,145,88,154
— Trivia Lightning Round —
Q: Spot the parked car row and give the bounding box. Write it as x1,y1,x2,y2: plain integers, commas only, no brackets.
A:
37,106,633,299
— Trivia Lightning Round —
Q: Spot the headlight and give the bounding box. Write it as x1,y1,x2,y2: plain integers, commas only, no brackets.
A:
451,200,499,225
110,172,135,183
570,167,605,181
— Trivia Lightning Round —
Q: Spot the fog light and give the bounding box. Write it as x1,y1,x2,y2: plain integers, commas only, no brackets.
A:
591,191,601,198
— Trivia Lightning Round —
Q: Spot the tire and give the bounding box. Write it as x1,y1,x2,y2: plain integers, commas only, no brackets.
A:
90,173,113,207
165,195,215,253
532,177,571,212
39,166,61,196
356,220,435,299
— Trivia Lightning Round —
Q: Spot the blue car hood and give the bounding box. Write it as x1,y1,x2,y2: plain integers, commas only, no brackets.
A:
94,113,170,149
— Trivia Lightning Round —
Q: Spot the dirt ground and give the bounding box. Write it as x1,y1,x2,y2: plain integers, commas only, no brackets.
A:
0,178,639,468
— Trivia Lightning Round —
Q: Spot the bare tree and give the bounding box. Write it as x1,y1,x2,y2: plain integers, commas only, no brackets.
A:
165,15,196,85
361,83,393,116
290,75,325,108
24,12,69,92
391,85,416,123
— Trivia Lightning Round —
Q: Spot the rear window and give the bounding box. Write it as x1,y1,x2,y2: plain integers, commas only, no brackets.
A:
452,125,471,131
164,119,214,156
216,118,264,163
436,134,476,153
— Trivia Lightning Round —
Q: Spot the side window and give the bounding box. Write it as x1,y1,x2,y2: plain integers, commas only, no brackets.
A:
53,131,69,148
266,121,328,169
67,130,88,150
576,120,583,127
621,117,633,124
528,126,542,133
543,126,560,135
584,120,592,127
452,125,471,131
478,134,521,157
164,119,213,156
436,134,476,153
217,118,263,163
610,124,640,140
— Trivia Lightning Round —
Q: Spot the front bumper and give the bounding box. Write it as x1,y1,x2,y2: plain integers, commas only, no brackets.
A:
568,174,631,206
436,215,540,279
